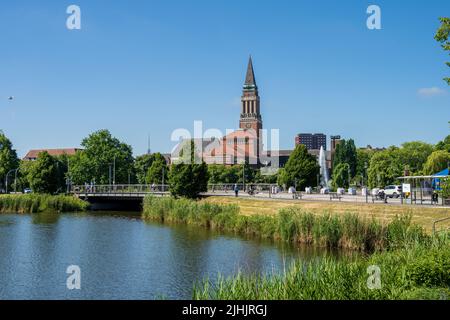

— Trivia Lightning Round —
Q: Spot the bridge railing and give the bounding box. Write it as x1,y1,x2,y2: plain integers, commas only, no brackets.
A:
70,184,170,194
208,183,279,193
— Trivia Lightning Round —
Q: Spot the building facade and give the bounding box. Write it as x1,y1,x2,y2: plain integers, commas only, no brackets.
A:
23,148,81,161
172,57,263,166
295,133,327,151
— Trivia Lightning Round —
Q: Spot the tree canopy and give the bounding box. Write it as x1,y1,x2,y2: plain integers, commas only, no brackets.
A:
332,163,350,189
0,131,19,190
367,147,403,188
423,150,450,175
435,17,450,85
398,141,433,175
435,135,450,153
69,130,134,185
332,139,357,178
277,144,319,189
27,151,59,194
169,140,209,198
146,153,168,184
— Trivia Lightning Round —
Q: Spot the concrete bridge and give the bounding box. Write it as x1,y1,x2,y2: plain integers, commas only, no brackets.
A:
71,184,170,210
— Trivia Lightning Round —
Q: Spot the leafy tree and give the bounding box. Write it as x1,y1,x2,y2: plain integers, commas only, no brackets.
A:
0,131,19,191
332,141,346,170
423,150,450,175
17,160,33,191
67,151,91,185
55,154,71,191
356,148,377,186
169,140,209,198
345,139,357,177
332,139,357,178
207,165,245,184
434,17,450,85
332,163,350,189
435,135,450,153
368,147,402,188
398,141,433,175
27,152,59,194
237,162,257,184
146,153,168,184
134,154,154,184
221,166,240,183
254,169,278,184
277,144,319,189
439,178,450,199
69,130,134,185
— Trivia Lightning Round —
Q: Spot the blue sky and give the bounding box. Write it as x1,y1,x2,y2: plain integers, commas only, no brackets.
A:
1,0,449,157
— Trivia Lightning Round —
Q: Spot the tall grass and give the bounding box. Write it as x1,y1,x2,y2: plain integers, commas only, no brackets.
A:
143,196,429,251
193,237,450,300
0,194,89,213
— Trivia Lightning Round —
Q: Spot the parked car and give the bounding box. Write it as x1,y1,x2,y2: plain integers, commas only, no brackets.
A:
23,188,32,194
382,185,402,198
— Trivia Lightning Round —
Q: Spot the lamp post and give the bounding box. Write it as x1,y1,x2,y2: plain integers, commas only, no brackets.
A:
162,166,165,191
5,168,18,194
13,168,19,193
242,165,245,192
109,164,112,186
113,156,116,185
364,162,368,203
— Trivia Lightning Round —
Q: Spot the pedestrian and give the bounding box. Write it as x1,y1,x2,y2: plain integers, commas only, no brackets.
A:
234,184,239,197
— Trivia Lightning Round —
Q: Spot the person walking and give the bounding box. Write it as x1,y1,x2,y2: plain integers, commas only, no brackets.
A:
234,184,239,197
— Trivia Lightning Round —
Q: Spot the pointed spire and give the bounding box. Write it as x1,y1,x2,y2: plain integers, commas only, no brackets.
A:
147,134,151,155
244,55,257,87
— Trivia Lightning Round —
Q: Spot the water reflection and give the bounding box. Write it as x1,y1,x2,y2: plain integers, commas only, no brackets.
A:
31,212,61,225
0,212,348,300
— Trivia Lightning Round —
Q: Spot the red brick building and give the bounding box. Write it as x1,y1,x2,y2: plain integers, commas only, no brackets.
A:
23,148,81,161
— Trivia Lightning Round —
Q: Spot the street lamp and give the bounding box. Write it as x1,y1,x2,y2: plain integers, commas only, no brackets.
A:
109,163,112,186
13,168,19,193
162,166,165,191
364,162,368,203
5,168,18,194
113,156,116,185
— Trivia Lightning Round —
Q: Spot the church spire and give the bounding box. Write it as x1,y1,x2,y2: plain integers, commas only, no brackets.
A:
244,56,257,90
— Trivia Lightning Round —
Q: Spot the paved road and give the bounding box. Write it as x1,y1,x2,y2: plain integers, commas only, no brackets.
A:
205,191,450,208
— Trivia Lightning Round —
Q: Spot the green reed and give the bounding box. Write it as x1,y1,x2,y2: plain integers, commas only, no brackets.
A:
0,194,89,213
193,237,450,300
143,196,430,251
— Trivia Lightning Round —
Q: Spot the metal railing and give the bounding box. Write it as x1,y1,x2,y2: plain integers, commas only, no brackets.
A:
70,184,170,195
432,216,450,236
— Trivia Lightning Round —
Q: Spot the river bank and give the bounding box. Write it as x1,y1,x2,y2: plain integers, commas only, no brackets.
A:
142,196,449,299
142,196,429,251
193,238,450,300
0,194,89,213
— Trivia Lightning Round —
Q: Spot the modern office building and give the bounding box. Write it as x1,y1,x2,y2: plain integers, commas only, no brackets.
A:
295,133,327,150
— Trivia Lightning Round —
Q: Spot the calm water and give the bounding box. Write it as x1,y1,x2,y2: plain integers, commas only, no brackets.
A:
0,212,336,300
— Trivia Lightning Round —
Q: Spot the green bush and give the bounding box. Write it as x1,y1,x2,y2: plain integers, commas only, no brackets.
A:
408,249,450,287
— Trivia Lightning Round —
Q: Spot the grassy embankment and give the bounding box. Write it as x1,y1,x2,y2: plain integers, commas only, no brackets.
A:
205,196,450,233
143,196,449,299
143,196,430,251
0,194,89,213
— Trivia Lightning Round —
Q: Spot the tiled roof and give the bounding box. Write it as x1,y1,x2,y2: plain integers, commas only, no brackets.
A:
23,148,82,160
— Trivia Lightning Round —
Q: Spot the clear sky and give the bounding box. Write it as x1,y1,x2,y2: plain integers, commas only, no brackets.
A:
1,0,449,157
